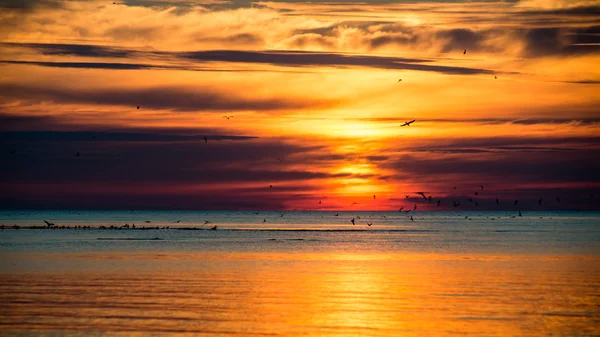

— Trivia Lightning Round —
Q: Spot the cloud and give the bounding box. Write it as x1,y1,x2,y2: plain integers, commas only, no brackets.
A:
0,83,329,111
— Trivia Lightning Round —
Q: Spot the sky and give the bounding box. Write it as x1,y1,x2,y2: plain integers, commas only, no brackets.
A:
0,0,599,210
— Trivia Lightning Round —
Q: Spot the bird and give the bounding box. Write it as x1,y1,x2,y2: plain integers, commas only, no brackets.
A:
136,105,140,109
43,220,55,227
223,116,233,120
496,197,499,205
413,204,417,210
538,198,543,206
351,202,359,205
453,186,457,189
405,195,409,199
475,192,480,196
398,79,402,82
174,220,181,223
204,221,212,225
518,210,522,217
263,218,266,223
405,210,411,214
410,216,414,221
416,192,427,200
468,198,473,203
269,185,273,188
463,49,466,55
514,200,518,206
494,76,497,80
145,220,151,223
254,211,260,215
204,137,207,143
280,213,284,217
401,120,416,127
373,195,376,199
453,201,460,207
475,201,479,206
399,207,404,212
437,200,441,206
335,213,339,216
210,225,217,230
367,222,373,226
351,218,355,225
480,185,484,191
556,197,560,203
9,150,15,155
75,152,80,157
318,200,322,204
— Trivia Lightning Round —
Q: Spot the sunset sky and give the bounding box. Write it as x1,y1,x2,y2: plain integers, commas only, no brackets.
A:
1,0,598,210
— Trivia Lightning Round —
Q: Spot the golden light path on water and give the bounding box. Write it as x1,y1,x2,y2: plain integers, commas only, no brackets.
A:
1,251,599,336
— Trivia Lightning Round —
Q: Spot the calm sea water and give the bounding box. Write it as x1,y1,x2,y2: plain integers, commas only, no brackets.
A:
1,211,599,336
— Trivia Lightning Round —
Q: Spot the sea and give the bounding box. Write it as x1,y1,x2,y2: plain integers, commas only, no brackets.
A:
1,210,599,336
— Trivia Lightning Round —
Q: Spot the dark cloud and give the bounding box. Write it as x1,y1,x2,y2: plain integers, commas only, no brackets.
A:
2,42,497,75
0,60,187,70
2,42,134,58
0,83,327,111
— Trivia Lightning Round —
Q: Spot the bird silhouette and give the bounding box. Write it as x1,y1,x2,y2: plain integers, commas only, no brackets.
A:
468,198,473,203
410,215,414,221
463,49,466,55
474,192,479,196
136,105,140,109
496,197,499,205
367,222,373,226
453,201,460,207
204,137,207,143
351,202,359,205
428,196,432,203
514,200,518,206
351,218,355,225
399,207,404,212
480,185,484,191
518,210,522,217
43,220,55,227
416,192,427,200
223,116,233,120
269,185,273,188
210,225,217,230
335,213,339,216
494,76,497,79
437,200,441,206
405,195,409,199
373,195,376,199
538,198,543,206
75,152,80,157
556,197,560,203
413,204,417,210
318,200,322,204
475,201,479,206
280,213,284,217
398,79,402,82
9,150,15,155
204,221,212,225
401,120,416,127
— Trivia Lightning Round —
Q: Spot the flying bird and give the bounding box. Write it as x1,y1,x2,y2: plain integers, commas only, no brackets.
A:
9,150,15,155
351,202,359,205
373,195,376,199
204,221,212,225
496,197,499,205
405,195,409,199
463,49,466,55
518,210,522,217
453,201,460,207
398,79,402,82
474,192,479,196
136,105,140,109
468,198,473,203
413,204,417,210
335,213,339,216
367,222,373,227
399,207,404,212
437,200,441,207
538,198,543,206
416,192,427,200
223,116,234,120
428,196,432,203
75,152,80,157
494,76,497,80
318,200,322,204
514,200,518,206
401,120,416,127
204,137,208,143
269,185,273,188
43,220,55,227
280,213,284,217
556,197,560,203
480,185,484,191
262,218,267,223
351,218,355,225
410,216,414,221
